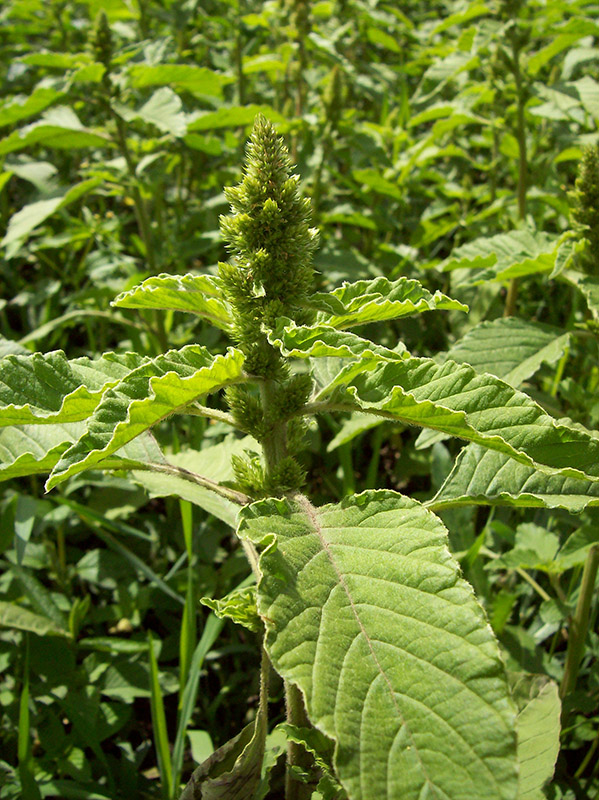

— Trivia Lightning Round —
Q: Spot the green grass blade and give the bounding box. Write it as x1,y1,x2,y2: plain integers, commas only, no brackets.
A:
148,632,174,799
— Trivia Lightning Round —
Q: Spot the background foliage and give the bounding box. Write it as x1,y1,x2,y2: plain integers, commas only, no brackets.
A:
1,0,598,797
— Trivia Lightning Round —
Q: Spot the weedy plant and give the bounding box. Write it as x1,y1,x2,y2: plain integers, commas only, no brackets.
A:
4,116,599,799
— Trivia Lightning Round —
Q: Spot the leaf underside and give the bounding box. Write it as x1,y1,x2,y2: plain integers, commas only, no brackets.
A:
239,490,518,800
429,444,599,513
309,275,467,329
46,346,245,489
112,273,233,331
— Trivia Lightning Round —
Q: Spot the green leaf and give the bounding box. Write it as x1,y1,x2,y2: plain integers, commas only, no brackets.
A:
0,422,85,482
428,445,599,514
318,354,599,484
512,675,561,799
0,107,109,156
415,318,570,450
439,230,565,287
114,87,187,137
490,524,560,573
201,586,260,632
0,87,63,128
2,177,102,251
187,104,286,132
0,601,69,637
310,276,467,329
268,319,406,361
0,350,149,426
441,318,570,389
112,273,232,330
564,270,599,319
127,64,232,97
238,491,518,800
47,346,245,488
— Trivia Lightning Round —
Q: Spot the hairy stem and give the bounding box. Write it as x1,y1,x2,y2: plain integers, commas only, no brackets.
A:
285,682,313,800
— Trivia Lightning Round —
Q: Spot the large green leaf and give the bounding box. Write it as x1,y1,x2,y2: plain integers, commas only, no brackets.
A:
0,107,109,156
47,346,245,489
112,273,232,330
439,230,566,287
127,65,232,97
0,350,149,426
0,87,63,128
186,104,286,132
317,353,599,483
0,421,166,483
309,276,467,329
440,318,570,389
239,491,518,800
415,318,570,450
428,445,599,514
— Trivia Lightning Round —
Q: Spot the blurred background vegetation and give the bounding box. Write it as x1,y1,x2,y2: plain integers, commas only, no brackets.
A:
1,0,598,797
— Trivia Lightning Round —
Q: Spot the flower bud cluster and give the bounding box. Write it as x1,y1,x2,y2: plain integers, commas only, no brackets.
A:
571,144,599,275
218,115,318,377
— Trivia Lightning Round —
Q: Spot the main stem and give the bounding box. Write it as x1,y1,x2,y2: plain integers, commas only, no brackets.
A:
504,37,528,318
259,364,312,800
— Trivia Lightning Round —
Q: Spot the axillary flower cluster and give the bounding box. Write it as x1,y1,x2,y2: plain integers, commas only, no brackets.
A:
218,116,319,496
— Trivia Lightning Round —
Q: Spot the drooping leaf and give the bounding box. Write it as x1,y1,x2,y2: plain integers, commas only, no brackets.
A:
180,680,267,800
428,445,599,514
112,273,232,330
309,276,467,329
0,87,63,128
0,600,69,637
316,353,599,484
0,107,109,156
0,350,149,426
47,346,245,488
0,421,166,483
563,270,599,319
238,491,518,800
2,178,102,252
114,87,187,137
439,230,566,287
511,675,561,799
127,65,232,97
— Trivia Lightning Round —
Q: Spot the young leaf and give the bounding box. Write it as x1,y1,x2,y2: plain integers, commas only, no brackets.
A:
239,491,518,800
0,350,149,426
428,445,599,514
267,319,406,361
317,355,599,484
309,275,467,329
46,346,245,489
112,273,232,330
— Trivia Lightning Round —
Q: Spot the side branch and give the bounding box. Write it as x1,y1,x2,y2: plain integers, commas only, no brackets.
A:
133,461,251,506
